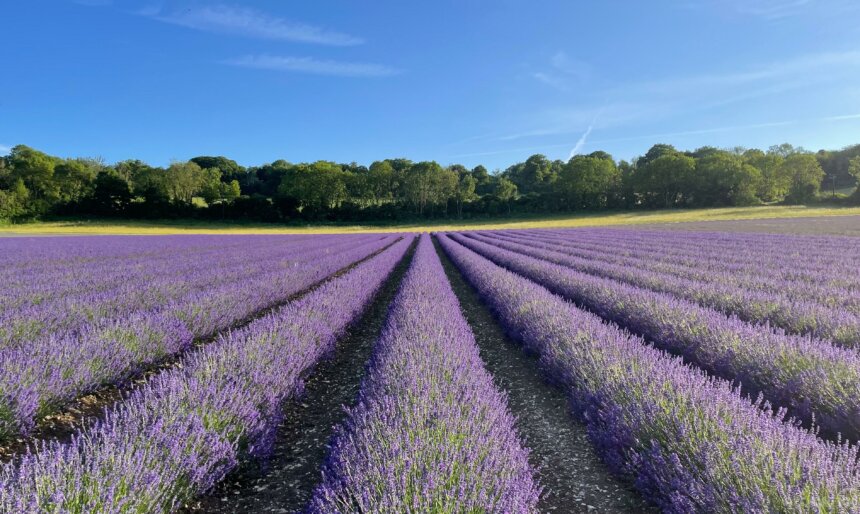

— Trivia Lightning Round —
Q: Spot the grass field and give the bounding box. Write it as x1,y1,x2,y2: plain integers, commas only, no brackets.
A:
1,205,859,235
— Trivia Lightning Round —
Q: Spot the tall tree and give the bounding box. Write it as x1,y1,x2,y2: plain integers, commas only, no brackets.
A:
634,152,696,208
692,151,761,206
557,154,620,210
494,177,518,214
744,149,789,202
454,174,477,218
783,153,825,204
278,161,348,212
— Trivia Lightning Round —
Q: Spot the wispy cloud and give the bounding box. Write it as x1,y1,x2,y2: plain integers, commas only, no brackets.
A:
734,0,813,20
823,113,860,121
532,51,592,91
691,0,860,21
449,113,860,161
147,4,363,46
532,72,568,91
473,49,860,148
224,55,400,77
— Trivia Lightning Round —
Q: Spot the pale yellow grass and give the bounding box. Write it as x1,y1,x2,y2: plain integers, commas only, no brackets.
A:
2,205,859,235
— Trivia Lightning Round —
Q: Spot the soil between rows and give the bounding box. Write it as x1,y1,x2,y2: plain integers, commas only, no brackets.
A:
0,238,401,463
182,239,416,513
433,236,654,513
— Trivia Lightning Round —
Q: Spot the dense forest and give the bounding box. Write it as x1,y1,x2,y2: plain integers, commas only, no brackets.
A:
1,143,859,223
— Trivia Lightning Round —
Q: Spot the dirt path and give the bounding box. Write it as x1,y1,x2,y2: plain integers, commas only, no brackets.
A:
434,237,653,513
183,241,415,513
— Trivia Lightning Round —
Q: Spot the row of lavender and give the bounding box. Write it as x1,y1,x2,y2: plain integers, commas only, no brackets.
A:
0,234,396,440
439,233,860,512
493,229,860,312
1,235,356,343
451,233,860,442
310,235,539,512
473,230,860,346
0,237,413,512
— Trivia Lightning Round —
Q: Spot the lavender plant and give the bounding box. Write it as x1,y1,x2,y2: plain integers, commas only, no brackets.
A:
468,231,860,346
0,236,414,513
0,234,397,440
310,234,540,513
451,232,860,442
439,233,860,513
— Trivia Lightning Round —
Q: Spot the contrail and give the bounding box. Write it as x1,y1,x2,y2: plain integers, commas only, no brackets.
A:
568,125,593,160
568,104,605,160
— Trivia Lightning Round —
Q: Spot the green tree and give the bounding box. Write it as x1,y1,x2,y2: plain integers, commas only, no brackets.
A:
470,165,491,194
692,151,761,206
744,149,788,202
782,153,825,204
278,161,348,212
494,177,518,214
401,161,455,215
505,154,555,194
8,145,59,209
367,160,396,205
190,156,244,179
0,179,30,220
164,161,209,204
635,152,696,208
849,156,860,183
636,143,678,168
89,171,132,215
54,159,99,205
558,154,620,210
454,174,477,218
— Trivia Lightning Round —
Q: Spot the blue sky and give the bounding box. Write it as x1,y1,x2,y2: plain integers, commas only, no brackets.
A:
2,0,860,170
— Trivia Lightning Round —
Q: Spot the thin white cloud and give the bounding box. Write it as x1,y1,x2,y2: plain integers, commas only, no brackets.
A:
823,113,860,121
149,5,362,46
691,0,860,21
532,51,592,90
449,113,858,161
225,55,400,77
632,50,860,96
481,49,860,146
532,72,568,91
588,120,799,146
735,0,812,20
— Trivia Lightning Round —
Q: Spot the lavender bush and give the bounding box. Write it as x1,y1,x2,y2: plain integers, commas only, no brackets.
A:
439,233,860,513
0,236,413,513
469,230,860,346
309,234,539,513
0,234,397,440
451,232,860,442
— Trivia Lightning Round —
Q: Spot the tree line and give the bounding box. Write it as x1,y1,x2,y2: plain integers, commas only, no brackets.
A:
1,142,859,223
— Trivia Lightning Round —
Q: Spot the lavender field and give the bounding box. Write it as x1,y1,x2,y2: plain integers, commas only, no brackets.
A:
1,227,859,513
